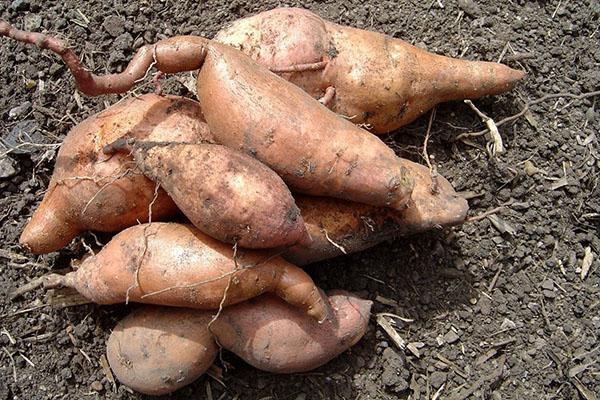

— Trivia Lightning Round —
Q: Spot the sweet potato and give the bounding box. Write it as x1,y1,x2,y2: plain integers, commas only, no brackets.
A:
106,306,217,396
106,291,371,394
45,223,328,321
195,42,413,210
108,140,309,248
19,94,211,254
285,159,469,265
212,290,372,373
215,7,525,133
0,22,414,210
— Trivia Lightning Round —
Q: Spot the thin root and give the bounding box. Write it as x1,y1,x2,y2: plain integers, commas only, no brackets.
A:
422,108,439,194
125,182,160,304
464,100,504,157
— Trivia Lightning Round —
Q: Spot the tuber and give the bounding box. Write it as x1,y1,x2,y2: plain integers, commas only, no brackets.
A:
18,94,211,254
106,291,372,395
106,306,217,396
45,223,329,321
285,159,469,265
107,140,309,249
215,8,526,133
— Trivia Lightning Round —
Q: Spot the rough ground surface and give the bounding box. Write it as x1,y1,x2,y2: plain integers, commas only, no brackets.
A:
1,0,599,399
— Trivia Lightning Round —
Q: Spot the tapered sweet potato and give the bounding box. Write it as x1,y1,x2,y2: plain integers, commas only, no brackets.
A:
285,159,468,265
106,306,217,396
215,8,525,133
46,223,328,321
212,290,372,373
106,291,371,395
110,140,309,249
19,94,211,254
0,22,414,211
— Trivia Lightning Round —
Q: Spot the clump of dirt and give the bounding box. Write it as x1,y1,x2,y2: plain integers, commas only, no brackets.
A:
1,0,598,399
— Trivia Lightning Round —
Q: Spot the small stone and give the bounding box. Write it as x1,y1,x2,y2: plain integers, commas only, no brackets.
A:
478,296,492,315
113,32,133,51
60,367,73,380
430,371,447,389
23,14,42,31
294,394,307,400
444,330,460,344
543,290,557,299
541,279,554,290
500,318,516,330
90,381,103,392
524,160,539,176
8,101,31,119
102,15,126,37
0,157,18,179
458,0,482,17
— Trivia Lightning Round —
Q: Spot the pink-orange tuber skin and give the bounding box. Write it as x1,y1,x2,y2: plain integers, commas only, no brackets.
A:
49,223,329,322
106,306,217,396
215,8,526,133
106,291,371,395
122,141,310,249
285,159,469,266
19,94,211,254
0,21,414,211
212,290,372,373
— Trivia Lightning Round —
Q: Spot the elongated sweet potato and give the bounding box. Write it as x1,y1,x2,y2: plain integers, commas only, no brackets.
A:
19,94,211,254
109,140,309,249
46,223,328,321
0,22,414,210
212,290,372,373
285,159,468,265
106,306,217,396
106,291,371,395
215,8,525,133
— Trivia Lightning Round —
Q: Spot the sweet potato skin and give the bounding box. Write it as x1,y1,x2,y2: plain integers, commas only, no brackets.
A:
197,42,413,210
106,306,217,396
130,142,309,249
284,159,469,265
59,223,328,321
212,290,372,373
215,8,525,133
19,94,211,254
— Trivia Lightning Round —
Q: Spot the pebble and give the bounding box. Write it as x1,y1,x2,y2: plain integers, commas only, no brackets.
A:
429,371,447,389
541,279,554,290
458,0,482,17
90,381,103,392
8,101,31,119
102,15,126,37
23,14,42,31
0,157,18,179
444,330,460,344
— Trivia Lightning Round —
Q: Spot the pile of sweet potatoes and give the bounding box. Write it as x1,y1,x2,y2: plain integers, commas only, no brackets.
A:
1,7,524,396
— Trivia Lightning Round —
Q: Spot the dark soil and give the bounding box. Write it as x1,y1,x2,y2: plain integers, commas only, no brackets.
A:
1,0,599,399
